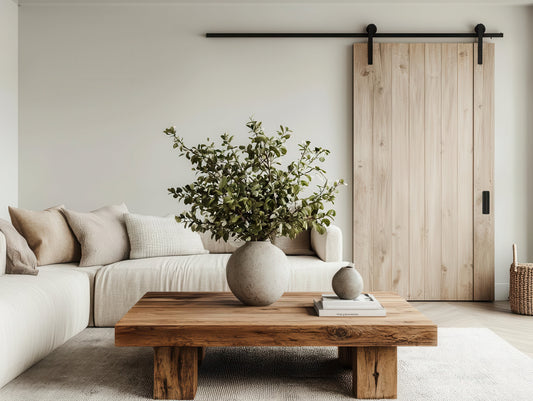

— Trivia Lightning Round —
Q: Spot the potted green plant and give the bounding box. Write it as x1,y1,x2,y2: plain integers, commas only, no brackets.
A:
164,118,344,306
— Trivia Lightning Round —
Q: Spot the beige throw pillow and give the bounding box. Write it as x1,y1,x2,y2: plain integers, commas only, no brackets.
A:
125,213,208,259
8,205,81,266
273,230,315,256
0,218,38,275
61,203,130,267
199,232,245,254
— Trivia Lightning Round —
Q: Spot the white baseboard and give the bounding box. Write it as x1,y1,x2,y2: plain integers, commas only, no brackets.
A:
495,283,509,301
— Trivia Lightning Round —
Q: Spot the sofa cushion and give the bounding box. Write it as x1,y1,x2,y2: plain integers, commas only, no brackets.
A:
8,206,81,266
125,213,207,259
93,254,345,326
0,232,6,276
310,225,343,262
200,231,315,256
0,219,38,275
199,232,244,253
0,267,89,388
273,230,315,256
62,203,130,267
40,263,102,327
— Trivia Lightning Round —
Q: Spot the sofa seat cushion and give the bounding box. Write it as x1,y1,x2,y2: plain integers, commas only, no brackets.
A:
40,264,102,327
94,254,345,326
0,267,90,388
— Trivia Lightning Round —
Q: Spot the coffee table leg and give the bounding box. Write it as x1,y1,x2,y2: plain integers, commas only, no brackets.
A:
338,346,353,368
198,347,206,367
153,346,198,400
352,346,397,399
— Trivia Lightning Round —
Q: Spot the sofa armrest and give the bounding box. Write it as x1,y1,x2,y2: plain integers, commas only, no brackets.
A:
310,224,343,262
0,232,6,275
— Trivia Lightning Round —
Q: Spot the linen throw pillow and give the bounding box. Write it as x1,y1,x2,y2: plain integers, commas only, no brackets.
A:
61,203,130,267
273,230,315,256
125,213,208,259
0,230,5,275
199,232,244,254
0,218,38,275
8,205,81,266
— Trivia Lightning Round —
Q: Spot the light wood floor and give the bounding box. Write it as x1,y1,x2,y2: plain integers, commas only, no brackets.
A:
412,301,533,358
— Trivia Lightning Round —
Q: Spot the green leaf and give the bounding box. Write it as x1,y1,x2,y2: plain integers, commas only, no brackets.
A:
162,118,345,241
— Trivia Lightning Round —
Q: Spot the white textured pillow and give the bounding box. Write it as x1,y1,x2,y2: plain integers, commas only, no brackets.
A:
125,213,208,259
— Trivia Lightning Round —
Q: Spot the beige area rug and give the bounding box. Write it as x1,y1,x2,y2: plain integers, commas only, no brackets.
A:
0,328,531,401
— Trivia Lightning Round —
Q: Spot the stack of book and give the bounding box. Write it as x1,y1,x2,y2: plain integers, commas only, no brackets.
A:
313,293,386,317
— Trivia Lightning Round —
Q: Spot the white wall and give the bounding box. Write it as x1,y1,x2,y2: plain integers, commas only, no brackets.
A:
0,0,18,220
19,2,533,300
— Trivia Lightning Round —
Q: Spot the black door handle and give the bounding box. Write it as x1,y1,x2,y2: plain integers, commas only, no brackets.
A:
482,191,490,214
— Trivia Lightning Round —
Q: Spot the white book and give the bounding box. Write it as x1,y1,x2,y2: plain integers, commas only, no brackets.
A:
320,293,383,310
313,300,386,317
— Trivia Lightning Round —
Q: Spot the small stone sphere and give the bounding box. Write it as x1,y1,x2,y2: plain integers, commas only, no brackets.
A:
331,265,364,300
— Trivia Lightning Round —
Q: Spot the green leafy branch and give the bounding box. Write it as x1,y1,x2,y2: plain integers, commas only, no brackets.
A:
164,118,345,242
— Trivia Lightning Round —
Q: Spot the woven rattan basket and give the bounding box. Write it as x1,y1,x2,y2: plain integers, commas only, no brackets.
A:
509,244,533,316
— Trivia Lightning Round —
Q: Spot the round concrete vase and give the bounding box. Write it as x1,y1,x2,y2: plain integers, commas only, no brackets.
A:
226,241,289,306
332,265,364,300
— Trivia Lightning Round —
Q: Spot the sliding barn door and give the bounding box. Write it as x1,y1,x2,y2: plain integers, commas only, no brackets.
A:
353,42,494,300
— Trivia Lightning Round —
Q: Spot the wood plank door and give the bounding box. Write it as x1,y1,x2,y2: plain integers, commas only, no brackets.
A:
353,42,494,301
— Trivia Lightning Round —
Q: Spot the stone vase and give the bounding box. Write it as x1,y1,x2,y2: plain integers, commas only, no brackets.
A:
226,241,289,306
331,265,364,300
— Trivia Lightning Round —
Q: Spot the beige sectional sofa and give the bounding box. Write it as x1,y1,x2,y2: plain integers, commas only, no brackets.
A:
0,226,345,388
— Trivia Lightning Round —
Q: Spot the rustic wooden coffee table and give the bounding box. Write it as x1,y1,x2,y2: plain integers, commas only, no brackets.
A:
115,292,437,400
